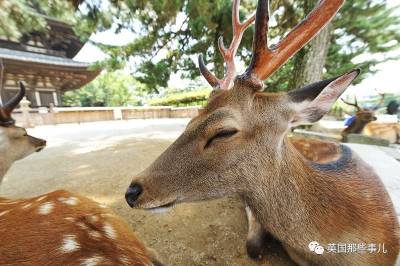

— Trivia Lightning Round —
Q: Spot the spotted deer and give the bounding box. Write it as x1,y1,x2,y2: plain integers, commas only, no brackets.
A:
0,190,162,265
0,82,46,181
341,96,400,143
0,84,162,265
125,0,399,265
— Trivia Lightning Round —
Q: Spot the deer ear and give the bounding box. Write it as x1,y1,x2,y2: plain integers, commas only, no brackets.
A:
289,69,360,126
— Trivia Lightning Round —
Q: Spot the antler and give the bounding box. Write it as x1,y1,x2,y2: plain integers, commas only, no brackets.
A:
341,97,361,112
0,82,26,125
244,0,344,82
198,0,255,90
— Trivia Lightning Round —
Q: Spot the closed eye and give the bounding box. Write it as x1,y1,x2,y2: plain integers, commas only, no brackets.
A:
205,129,238,149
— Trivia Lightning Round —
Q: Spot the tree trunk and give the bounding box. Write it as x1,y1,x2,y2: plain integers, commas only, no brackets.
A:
289,0,333,89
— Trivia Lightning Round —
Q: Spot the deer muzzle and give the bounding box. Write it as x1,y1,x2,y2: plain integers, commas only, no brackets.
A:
28,135,46,152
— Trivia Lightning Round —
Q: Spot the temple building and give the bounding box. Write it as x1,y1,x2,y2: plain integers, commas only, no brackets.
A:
0,16,100,107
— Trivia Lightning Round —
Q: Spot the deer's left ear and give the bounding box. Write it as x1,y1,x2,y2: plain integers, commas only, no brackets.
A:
288,69,360,127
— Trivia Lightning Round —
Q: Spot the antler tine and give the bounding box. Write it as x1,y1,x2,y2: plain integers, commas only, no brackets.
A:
199,0,255,90
245,0,344,82
198,55,221,88
341,97,361,112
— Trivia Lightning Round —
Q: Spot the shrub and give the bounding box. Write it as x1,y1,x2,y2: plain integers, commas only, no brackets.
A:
147,89,211,107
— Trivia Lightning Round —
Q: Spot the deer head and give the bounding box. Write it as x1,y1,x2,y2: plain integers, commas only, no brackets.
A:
125,0,351,210
340,96,381,140
0,82,46,180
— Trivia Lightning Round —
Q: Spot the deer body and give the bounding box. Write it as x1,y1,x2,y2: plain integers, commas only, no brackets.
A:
363,122,400,144
244,137,398,266
0,190,156,266
126,0,399,265
341,111,377,141
341,95,400,144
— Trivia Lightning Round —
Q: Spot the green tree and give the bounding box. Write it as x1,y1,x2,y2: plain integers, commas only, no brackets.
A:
82,0,399,92
62,71,142,107
2,0,399,93
0,0,76,39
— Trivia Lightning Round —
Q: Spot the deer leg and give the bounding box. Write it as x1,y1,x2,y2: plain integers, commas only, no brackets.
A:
146,247,165,266
283,245,308,266
245,204,268,260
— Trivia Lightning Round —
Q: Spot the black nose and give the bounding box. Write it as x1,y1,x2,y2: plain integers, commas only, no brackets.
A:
125,183,143,207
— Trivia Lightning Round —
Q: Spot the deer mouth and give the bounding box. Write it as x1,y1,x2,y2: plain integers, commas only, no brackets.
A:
35,146,45,152
144,200,177,213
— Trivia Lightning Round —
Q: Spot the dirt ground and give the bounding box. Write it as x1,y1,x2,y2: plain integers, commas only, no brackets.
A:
0,121,295,266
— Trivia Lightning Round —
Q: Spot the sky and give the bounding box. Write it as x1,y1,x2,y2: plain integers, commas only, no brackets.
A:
74,0,400,98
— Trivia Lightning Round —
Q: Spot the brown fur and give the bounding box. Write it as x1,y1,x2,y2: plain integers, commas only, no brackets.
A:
128,81,399,265
341,110,377,141
0,190,156,266
363,122,400,144
290,137,341,163
341,108,399,144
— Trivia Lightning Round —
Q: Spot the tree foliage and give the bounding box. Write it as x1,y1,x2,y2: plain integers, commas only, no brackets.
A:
147,88,211,106
1,0,399,94
62,71,142,107
79,0,399,92
0,0,75,39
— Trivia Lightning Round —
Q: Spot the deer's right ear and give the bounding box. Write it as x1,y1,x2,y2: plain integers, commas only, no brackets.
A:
288,69,360,126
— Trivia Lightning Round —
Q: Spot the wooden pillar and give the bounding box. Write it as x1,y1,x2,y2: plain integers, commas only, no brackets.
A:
35,91,41,106
52,91,58,106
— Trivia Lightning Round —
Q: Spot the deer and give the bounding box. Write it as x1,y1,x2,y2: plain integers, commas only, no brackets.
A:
125,0,399,265
0,83,162,265
0,190,163,265
340,96,377,141
341,95,400,143
0,82,46,181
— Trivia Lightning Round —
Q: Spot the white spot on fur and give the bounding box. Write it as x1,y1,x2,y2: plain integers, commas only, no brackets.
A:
98,203,107,208
88,230,101,239
58,197,79,205
21,203,33,209
103,223,117,239
119,255,130,264
60,235,80,253
65,217,75,222
0,210,10,216
80,255,103,266
77,222,88,230
38,202,54,215
35,196,47,202
88,215,98,222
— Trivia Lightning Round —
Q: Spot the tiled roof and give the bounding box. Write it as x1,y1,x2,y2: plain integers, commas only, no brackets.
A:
0,47,90,68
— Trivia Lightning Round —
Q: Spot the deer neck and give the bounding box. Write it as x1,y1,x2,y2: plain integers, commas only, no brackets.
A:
0,162,10,183
243,136,336,246
0,131,11,180
0,159,12,181
347,118,369,134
